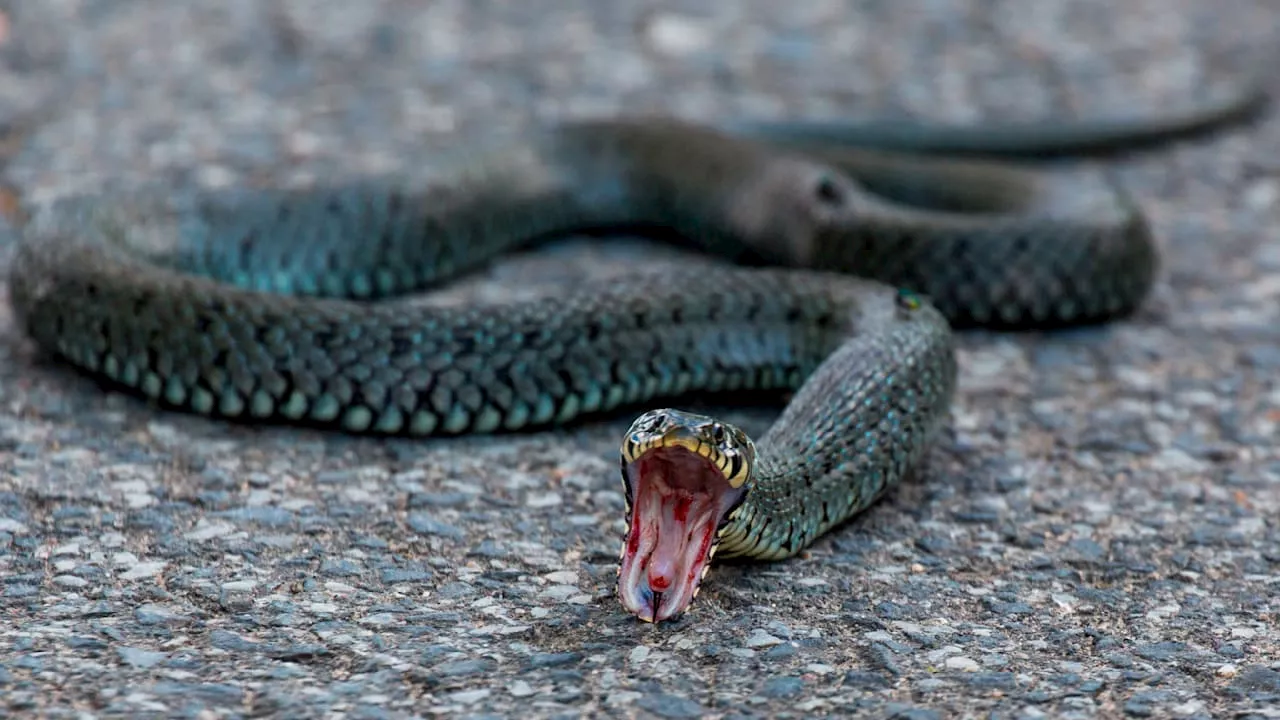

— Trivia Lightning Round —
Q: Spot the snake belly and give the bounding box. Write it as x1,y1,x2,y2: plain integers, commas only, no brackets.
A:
5,75,1264,622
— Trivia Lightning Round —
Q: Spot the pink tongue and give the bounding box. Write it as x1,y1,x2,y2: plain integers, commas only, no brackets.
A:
648,494,712,593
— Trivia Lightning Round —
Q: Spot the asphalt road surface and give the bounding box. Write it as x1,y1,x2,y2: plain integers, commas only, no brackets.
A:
0,1,1277,718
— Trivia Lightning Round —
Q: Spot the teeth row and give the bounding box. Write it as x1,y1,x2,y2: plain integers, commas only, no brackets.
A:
624,436,741,480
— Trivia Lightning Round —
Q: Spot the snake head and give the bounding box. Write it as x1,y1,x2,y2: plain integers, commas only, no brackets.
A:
617,408,756,623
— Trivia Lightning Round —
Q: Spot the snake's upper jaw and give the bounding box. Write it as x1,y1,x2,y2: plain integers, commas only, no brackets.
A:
616,440,749,623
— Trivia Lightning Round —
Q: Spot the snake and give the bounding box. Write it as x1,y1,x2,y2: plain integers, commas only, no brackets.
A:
5,70,1267,623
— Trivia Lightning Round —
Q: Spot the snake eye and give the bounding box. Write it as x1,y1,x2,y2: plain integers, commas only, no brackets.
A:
709,423,726,445
814,175,845,206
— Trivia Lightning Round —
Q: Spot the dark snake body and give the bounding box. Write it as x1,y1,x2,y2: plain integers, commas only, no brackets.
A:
6,78,1266,569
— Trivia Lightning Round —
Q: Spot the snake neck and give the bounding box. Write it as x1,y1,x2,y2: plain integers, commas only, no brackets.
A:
715,302,958,561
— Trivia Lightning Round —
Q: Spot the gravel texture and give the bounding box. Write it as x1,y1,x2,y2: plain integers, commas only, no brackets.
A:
1,1,1278,718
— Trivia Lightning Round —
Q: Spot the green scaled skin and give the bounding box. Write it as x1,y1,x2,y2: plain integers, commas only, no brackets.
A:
7,70,1266,621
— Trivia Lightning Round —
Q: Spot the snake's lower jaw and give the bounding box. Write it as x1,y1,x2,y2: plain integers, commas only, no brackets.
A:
616,518,718,623
616,446,747,623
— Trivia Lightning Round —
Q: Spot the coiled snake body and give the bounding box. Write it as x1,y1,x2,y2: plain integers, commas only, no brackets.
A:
6,77,1266,622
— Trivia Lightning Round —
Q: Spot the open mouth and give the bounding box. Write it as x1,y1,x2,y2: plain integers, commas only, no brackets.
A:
617,443,748,623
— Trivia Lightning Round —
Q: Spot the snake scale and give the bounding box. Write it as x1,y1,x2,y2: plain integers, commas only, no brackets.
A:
6,69,1267,622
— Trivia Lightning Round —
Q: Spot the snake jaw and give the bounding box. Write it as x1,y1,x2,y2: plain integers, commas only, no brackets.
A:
617,410,755,623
